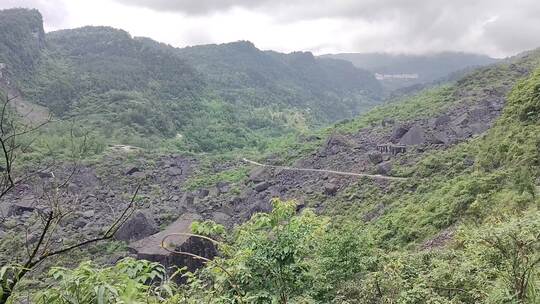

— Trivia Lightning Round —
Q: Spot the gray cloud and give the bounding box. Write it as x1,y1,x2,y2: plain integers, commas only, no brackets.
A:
2,0,539,57
111,0,276,14
111,0,540,57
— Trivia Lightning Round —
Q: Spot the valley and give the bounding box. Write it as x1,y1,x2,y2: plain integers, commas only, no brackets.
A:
0,7,538,304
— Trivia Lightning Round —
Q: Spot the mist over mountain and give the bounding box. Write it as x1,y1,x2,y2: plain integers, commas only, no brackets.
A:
321,52,500,90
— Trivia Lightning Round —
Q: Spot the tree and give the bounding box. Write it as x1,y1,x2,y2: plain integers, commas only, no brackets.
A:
0,89,139,303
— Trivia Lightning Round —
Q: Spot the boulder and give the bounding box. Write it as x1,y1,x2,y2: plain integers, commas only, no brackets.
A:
434,114,451,127
37,171,54,179
452,113,469,126
72,218,88,229
399,125,426,145
377,161,393,175
431,131,450,145
390,126,409,143
197,189,210,198
115,211,158,242
245,200,272,218
179,192,195,209
248,167,269,183
470,122,489,135
7,200,35,216
320,134,352,156
167,167,183,176
125,166,140,175
323,183,338,196
367,152,383,164
81,210,95,218
128,213,213,275
216,182,230,194
254,181,270,192
211,211,231,225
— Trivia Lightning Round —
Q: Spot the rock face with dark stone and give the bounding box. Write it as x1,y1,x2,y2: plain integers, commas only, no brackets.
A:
167,167,183,176
7,199,35,216
128,213,216,280
115,211,158,242
433,114,451,127
124,166,140,175
367,152,383,164
197,189,210,198
377,162,393,175
320,134,352,156
254,181,270,192
399,125,426,145
216,182,230,194
249,167,269,183
390,126,409,143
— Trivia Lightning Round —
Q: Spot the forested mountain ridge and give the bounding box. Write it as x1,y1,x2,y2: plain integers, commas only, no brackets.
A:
0,8,382,152
177,41,382,121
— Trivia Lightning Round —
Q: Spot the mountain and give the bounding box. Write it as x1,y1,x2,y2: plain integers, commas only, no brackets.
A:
177,41,382,122
3,40,538,302
0,8,45,81
0,8,383,152
321,52,500,90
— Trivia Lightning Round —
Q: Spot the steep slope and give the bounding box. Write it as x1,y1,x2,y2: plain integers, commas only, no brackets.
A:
322,52,499,91
0,9,384,153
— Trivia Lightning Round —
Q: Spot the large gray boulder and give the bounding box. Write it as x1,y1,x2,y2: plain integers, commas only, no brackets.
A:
248,167,270,183
7,198,36,216
254,181,270,192
433,114,451,127
115,211,158,242
399,125,426,145
377,161,393,175
390,125,409,143
128,213,216,280
367,152,383,164
323,183,338,196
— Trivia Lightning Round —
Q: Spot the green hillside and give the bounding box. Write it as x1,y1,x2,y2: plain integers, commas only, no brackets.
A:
0,8,382,153
24,48,539,304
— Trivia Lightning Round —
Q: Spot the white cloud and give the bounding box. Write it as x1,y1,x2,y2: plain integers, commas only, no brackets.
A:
2,0,540,57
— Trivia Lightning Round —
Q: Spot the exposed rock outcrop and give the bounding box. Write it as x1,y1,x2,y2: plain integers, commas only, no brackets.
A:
399,125,426,145
115,211,158,242
128,213,216,274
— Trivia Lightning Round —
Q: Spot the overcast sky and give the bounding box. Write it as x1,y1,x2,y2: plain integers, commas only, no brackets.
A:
2,0,540,57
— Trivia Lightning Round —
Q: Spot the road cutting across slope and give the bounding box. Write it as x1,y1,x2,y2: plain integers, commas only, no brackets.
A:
242,158,407,181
